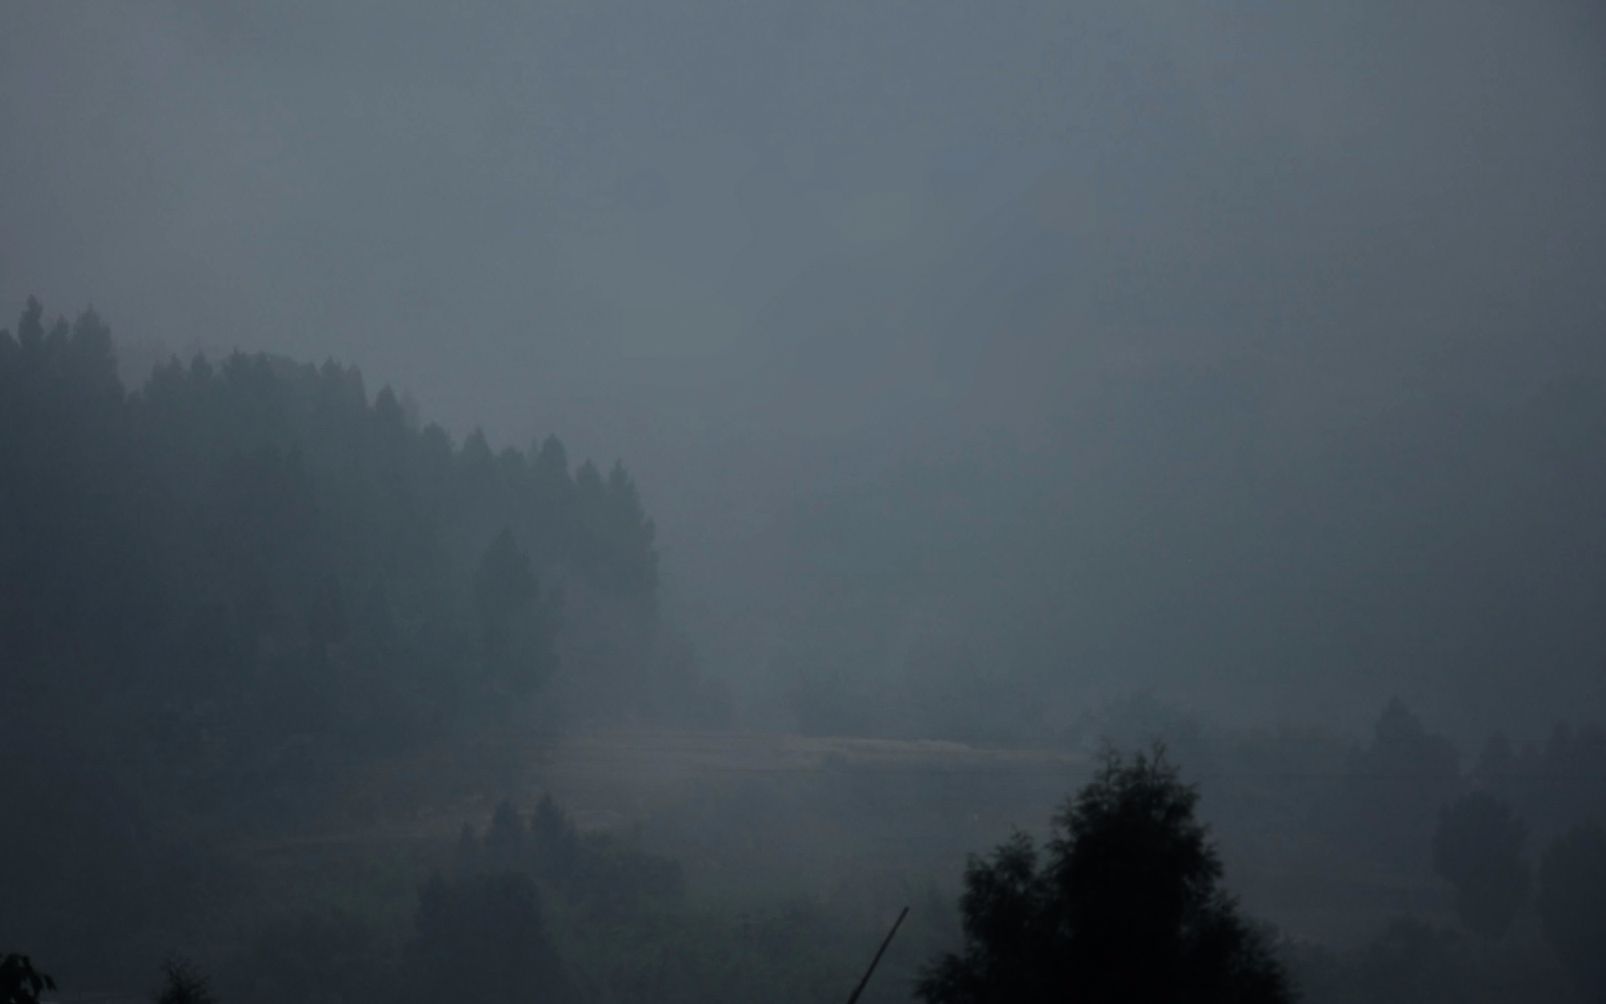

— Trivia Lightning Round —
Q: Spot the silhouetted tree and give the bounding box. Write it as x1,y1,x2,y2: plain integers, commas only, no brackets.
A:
408,872,572,1003
0,955,53,1004
1473,733,1518,792
459,427,495,480
917,747,1292,1004
1537,822,1606,1002
1347,699,1461,869
1431,791,1528,940
530,793,580,880
482,798,527,869
473,528,555,693
155,956,216,1004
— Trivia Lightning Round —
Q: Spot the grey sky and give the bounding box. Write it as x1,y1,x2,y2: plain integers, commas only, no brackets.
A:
4,0,1604,734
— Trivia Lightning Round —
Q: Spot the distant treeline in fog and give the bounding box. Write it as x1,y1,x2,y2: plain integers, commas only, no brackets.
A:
0,298,727,980
5,298,1605,1002
2,297,723,760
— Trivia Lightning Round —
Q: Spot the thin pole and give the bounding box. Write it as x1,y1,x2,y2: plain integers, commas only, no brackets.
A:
845,905,909,1004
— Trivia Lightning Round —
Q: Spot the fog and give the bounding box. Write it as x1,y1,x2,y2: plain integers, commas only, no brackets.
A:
3,2,1605,1001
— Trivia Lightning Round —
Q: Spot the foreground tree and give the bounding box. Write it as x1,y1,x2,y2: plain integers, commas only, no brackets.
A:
0,955,53,1004
1537,823,1606,1003
918,748,1291,1004
1431,791,1529,940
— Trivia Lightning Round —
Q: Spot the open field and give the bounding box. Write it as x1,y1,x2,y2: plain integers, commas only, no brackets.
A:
247,728,1443,947
255,729,1091,851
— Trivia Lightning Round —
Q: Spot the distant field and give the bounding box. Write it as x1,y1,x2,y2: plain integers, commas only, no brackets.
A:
256,729,1091,851
248,729,1437,946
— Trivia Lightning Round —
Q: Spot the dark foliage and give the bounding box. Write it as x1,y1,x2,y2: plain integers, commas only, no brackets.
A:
1474,723,1606,841
0,955,53,1004
155,956,216,1004
1344,699,1461,870
1432,792,1529,940
1536,822,1606,1002
0,298,682,777
474,529,555,696
0,296,717,985
917,747,1291,1004
406,871,573,1004
456,796,684,917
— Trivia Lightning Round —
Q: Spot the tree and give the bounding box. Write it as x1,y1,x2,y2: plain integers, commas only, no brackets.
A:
482,798,527,869
918,747,1291,1004
155,956,216,1004
1473,733,1517,792
1347,699,1461,868
475,530,536,632
1537,823,1606,1003
1431,791,1529,940
473,528,554,693
529,793,580,880
0,955,53,1004
408,872,572,1004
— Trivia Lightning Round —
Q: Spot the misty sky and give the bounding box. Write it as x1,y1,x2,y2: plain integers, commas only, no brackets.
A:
4,0,1605,734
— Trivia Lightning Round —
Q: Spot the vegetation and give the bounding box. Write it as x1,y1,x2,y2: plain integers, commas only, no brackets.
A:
0,296,710,785
1537,823,1606,1003
4,299,1604,1002
156,957,217,1004
1432,792,1529,941
0,956,52,1004
0,298,717,987
918,748,1291,1004
406,871,572,1004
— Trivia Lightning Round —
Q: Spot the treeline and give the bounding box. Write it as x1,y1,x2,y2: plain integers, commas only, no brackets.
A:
106,796,887,1004
2,297,721,765
1083,696,1606,1003
0,297,721,981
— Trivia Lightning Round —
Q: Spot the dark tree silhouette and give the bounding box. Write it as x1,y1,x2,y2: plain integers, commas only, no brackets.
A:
918,747,1291,1004
1431,791,1529,940
529,793,581,880
482,798,528,869
475,530,538,639
1346,699,1461,870
408,871,572,1004
474,528,555,694
155,956,216,1004
0,955,53,1004
1537,822,1606,1003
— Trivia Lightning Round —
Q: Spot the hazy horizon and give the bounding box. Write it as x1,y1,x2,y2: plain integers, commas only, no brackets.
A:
6,0,1605,736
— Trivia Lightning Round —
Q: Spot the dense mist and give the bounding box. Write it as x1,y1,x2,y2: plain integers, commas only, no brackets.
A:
3,2,1605,1002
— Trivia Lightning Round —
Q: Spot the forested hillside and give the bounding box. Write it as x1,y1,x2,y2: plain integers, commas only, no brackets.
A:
1,296,720,789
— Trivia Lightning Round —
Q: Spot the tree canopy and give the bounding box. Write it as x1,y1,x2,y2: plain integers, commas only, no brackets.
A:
0,956,53,1004
0,298,722,970
918,747,1291,1004
0,297,703,777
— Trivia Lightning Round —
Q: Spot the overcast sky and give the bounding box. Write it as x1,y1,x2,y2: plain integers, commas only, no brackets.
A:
4,0,1604,733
